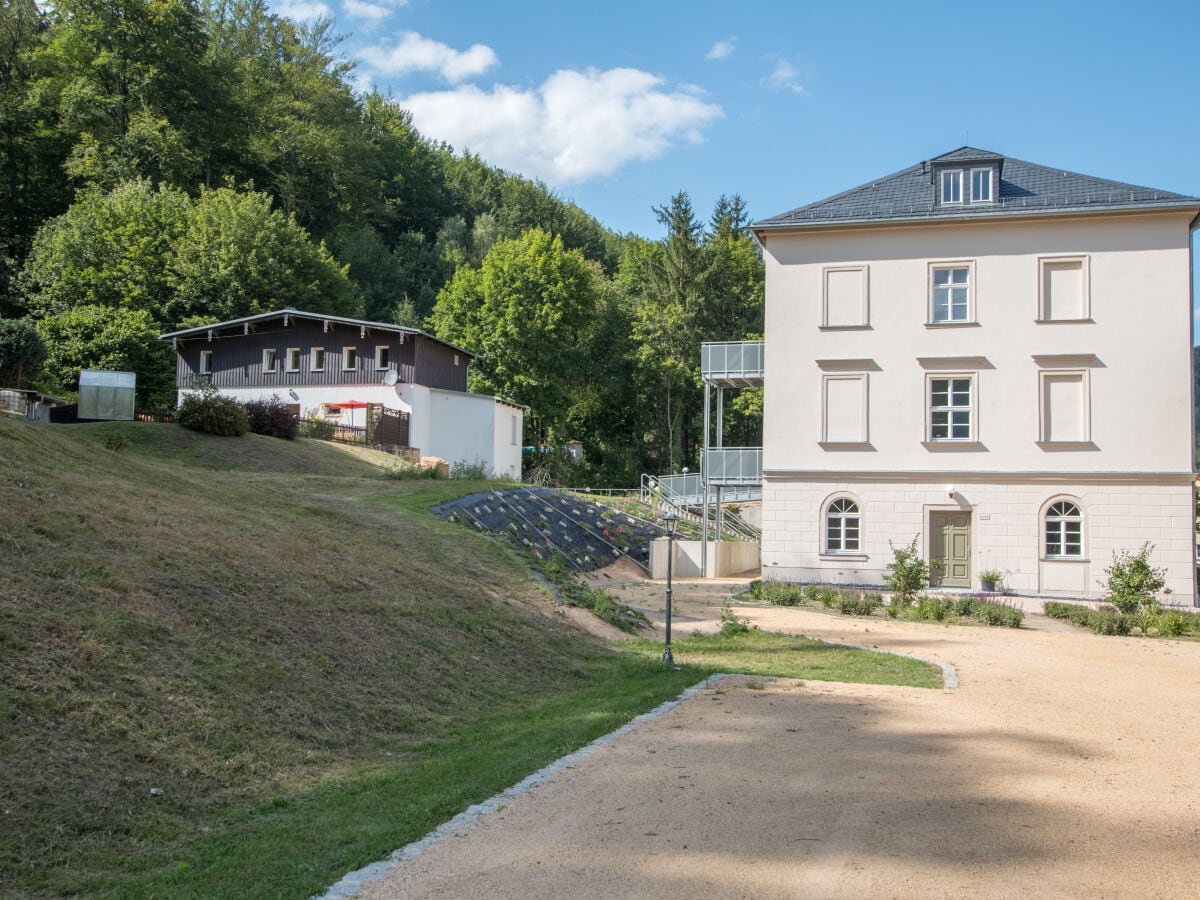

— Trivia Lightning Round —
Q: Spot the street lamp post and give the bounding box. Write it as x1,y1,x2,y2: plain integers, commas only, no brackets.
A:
663,512,679,664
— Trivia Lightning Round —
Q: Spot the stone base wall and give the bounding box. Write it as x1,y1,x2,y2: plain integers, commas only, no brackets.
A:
761,475,1196,601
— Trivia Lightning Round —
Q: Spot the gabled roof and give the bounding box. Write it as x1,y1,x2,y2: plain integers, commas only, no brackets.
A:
159,308,479,359
753,147,1200,231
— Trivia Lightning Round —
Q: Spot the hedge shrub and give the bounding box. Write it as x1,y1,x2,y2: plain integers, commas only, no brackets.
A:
177,386,248,437
244,395,298,439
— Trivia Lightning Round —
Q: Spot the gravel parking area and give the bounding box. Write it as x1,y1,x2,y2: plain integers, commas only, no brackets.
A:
350,583,1200,899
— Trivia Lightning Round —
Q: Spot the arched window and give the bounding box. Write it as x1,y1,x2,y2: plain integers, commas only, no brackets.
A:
825,497,861,553
1045,500,1083,558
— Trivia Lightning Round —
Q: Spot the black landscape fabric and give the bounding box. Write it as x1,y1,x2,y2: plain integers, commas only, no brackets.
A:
434,488,665,572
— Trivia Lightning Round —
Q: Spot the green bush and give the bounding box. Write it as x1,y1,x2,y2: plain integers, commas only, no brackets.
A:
243,395,298,439
718,600,754,636
1103,543,1166,615
299,414,336,440
916,597,948,622
972,600,1023,628
177,383,248,437
837,591,882,616
954,596,978,617
1090,609,1134,636
802,584,821,603
383,463,440,480
1044,602,1082,622
884,536,933,605
749,581,803,606
884,596,902,618
1157,612,1195,637
817,586,839,608
451,458,491,479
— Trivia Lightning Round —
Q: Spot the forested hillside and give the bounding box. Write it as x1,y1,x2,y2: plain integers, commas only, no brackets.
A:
0,0,764,485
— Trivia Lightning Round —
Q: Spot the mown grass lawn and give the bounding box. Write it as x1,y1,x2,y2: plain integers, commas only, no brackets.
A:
1,418,941,898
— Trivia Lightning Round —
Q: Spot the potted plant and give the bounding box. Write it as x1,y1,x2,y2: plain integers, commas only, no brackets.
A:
979,568,1004,593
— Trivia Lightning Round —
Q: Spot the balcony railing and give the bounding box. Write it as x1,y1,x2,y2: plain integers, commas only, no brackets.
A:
701,341,765,386
703,447,763,485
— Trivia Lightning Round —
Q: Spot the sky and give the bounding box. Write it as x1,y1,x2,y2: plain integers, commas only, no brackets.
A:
271,0,1200,241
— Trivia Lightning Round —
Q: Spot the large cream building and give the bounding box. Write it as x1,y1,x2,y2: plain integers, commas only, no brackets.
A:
751,148,1198,600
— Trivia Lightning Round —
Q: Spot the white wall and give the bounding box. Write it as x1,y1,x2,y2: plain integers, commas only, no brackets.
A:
762,212,1195,474
409,386,522,478
761,475,1195,600
181,382,521,478
179,383,410,419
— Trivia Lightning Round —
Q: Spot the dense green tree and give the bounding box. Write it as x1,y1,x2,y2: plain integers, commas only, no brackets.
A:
625,192,765,473
42,0,221,187
630,193,706,472
20,179,358,330
164,185,359,325
430,228,598,443
0,316,46,387
0,0,72,314
37,304,174,404
360,94,452,243
19,179,192,317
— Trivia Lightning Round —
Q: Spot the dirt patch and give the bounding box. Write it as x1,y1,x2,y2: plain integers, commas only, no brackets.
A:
357,604,1200,899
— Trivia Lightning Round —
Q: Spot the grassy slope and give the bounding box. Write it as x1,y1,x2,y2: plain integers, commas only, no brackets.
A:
0,419,629,895
0,419,939,897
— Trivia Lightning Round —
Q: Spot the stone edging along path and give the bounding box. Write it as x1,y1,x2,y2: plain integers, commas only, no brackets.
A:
316,639,959,899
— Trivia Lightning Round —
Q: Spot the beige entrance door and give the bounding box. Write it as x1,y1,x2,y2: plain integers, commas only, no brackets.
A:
930,512,971,588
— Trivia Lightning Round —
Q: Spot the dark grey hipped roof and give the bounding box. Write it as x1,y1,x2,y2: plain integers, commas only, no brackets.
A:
753,147,1199,230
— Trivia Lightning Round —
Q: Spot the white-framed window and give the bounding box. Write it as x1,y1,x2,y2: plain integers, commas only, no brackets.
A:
199,349,213,375
821,265,869,328
824,496,862,553
928,375,973,441
262,348,278,373
511,414,518,445
375,346,390,370
342,347,357,371
285,348,300,373
311,347,325,372
930,263,972,323
1038,256,1089,321
820,373,869,444
453,354,460,367
940,169,963,204
970,168,993,203
1044,499,1084,558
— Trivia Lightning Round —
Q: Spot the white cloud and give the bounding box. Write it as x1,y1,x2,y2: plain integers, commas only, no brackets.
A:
765,59,806,94
397,67,723,185
343,0,392,20
275,0,333,20
706,38,736,61
360,32,498,83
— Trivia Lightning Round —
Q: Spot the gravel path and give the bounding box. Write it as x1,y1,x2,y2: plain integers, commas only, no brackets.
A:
349,585,1200,899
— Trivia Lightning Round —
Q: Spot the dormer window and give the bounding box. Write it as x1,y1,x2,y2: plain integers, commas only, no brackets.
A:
970,168,993,203
937,163,996,206
940,170,962,204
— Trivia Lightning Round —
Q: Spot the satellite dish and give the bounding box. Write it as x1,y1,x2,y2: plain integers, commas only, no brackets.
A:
382,369,398,386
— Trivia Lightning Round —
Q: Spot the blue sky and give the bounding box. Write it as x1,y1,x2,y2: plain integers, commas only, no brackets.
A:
275,0,1200,242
